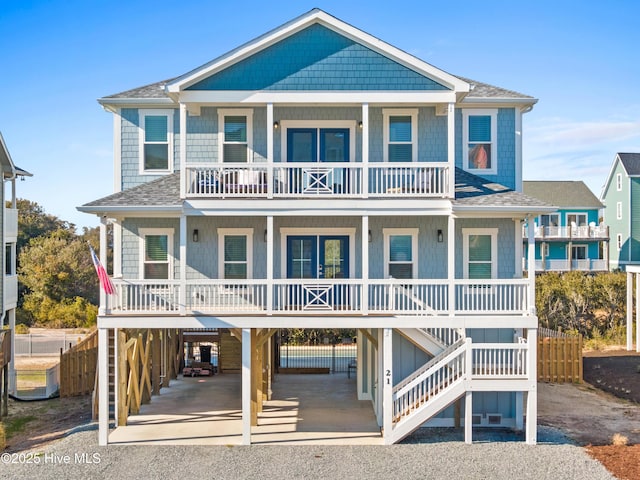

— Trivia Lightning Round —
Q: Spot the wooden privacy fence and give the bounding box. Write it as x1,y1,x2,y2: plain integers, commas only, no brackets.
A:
60,329,98,397
1,330,11,417
537,327,583,383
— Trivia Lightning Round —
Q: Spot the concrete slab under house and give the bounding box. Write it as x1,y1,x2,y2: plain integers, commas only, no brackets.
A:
78,8,554,446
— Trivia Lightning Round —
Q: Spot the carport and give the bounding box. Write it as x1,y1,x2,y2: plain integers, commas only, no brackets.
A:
108,372,381,445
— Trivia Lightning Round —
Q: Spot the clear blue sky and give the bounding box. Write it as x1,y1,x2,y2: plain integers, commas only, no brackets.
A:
1,0,639,230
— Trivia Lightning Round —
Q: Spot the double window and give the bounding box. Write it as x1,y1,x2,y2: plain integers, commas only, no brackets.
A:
218,229,253,279
218,109,253,163
140,110,173,173
463,228,498,279
140,229,173,280
539,213,560,237
463,109,497,174
383,109,418,162
383,229,418,279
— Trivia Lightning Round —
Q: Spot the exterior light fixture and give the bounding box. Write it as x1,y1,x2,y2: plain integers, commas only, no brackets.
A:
273,121,279,129
193,229,199,242
368,230,372,243
358,121,363,129
437,229,443,243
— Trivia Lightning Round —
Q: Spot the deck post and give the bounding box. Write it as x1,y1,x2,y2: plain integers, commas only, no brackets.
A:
98,327,109,446
627,271,633,351
242,328,252,445
179,102,186,198
464,391,472,444
447,102,455,198
526,327,537,444
448,215,455,315
267,216,273,314
362,215,369,314
267,103,273,199
382,328,393,444
362,103,369,198
527,217,536,313
179,215,187,314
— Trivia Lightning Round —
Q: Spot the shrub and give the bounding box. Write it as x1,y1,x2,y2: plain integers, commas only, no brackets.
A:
14,323,29,334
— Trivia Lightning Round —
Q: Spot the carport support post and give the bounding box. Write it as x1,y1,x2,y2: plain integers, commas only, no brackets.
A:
382,328,393,444
98,327,109,446
242,328,252,445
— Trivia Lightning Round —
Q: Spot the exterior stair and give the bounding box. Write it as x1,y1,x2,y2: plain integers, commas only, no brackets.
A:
397,327,463,357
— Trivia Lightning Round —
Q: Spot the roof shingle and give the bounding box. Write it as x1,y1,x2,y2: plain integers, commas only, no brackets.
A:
523,181,602,209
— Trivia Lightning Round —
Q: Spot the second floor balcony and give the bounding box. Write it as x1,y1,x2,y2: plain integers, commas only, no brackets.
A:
184,162,451,199
524,224,609,241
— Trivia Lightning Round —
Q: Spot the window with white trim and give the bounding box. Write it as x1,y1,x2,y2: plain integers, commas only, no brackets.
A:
140,229,173,279
383,109,418,162
140,109,173,173
218,228,253,279
617,234,623,251
539,213,560,236
617,173,623,191
5,243,15,276
617,202,623,220
568,244,587,260
383,228,418,279
463,228,498,279
463,109,497,174
218,109,253,163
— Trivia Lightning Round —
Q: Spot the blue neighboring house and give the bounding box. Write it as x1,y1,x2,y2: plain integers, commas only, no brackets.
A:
79,9,552,446
523,181,608,272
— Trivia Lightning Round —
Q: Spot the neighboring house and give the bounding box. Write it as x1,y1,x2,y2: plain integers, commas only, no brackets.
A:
601,153,640,270
523,181,608,273
0,132,32,393
79,9,553,446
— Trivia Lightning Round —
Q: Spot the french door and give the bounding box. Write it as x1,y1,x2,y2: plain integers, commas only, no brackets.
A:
287,128,350,193
286,235,349,309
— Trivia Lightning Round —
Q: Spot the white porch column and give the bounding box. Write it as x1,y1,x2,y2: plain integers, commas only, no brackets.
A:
8,309,15,395
527,217,536,314
99,218,108,315
267,216,274,314
514,219,523,277
382,328,393,444
113,221,122,278
98,327,109,446
267,103,274,199
242,328,252,445
179,215,187,314
180,102,187,199
362,103,369,198
447,102,455,198
627,271,633,351
362,215,369,315
464,337,472,444
526,327,537,444
448,214,456,315
636,273,640,353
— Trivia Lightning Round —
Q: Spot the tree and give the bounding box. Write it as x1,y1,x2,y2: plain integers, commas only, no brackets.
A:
15,199,74,255
18,230,98,327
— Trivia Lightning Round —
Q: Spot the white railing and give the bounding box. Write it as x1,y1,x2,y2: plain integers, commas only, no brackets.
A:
471,342,528,378
393,338,467,421
185,164,269,197
106,278,532,315
273,163,362,197
368,163,449,197
533,259,608,272
527,224,608,239
422,327,463,347
184,163,450,199
272,279,362,313
454,279,530,314
369,280,449,314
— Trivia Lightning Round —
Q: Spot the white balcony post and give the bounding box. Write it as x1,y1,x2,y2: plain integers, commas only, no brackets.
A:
267,216,274,314
526,327,537,444
180,102,187,199
464,338,472,444
362,103,369,198
514,219,523,277
447,102,455,198
179,215,187,314
448,215,456,315
98,327,109,446
99,218,108,315
382,328,393,444
267,103,274,199
242,328,252,445
362,215,369,314
527,216,536,314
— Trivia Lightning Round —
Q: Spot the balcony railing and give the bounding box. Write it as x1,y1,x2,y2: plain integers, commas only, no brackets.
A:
4,208,18,239
184,163,450,199
105,278,531,316
530,259,608,272
525,224,609,240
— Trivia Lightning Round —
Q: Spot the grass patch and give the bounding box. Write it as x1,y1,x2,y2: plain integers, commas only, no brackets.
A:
4,415,36,439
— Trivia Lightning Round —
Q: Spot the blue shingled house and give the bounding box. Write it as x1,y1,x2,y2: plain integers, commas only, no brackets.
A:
79,9,552,446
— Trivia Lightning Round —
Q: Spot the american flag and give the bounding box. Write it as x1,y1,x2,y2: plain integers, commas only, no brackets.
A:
89,244,115,295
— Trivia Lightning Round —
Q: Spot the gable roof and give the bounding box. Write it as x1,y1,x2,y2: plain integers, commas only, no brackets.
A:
618,153,640,176
523,181,602,209
98,10,535,108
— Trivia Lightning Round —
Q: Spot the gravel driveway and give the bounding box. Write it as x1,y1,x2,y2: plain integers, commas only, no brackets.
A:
0,426,613,480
